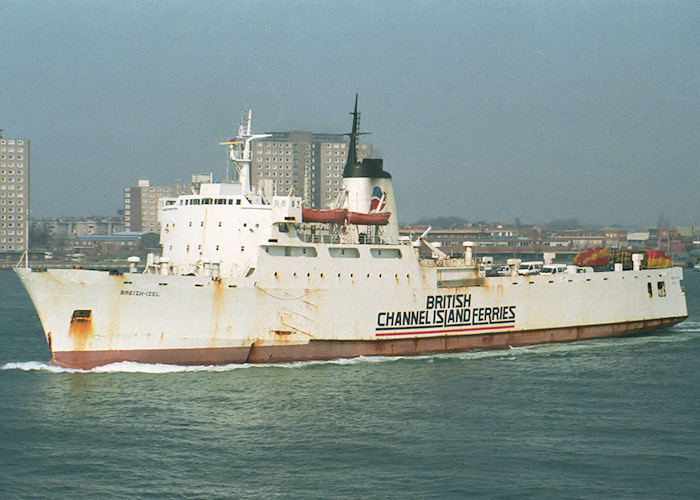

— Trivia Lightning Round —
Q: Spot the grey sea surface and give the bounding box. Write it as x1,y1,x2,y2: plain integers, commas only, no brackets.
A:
1,269,698,499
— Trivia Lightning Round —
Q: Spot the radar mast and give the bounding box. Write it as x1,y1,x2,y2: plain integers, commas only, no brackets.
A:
219,110,271,194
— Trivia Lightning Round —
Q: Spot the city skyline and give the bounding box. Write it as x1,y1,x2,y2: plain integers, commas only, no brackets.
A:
1,1,698,227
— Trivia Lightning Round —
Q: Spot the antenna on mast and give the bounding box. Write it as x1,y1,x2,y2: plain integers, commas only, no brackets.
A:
219,110,271,194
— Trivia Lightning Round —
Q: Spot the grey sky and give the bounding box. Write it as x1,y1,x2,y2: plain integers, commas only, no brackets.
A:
1,0,698,227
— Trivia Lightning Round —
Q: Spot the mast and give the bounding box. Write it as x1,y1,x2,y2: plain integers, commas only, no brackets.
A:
219,110,271,194
344,94,360,174
342,94,375,179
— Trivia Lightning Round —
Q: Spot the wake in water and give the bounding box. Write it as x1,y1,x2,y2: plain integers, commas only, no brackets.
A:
0,356,406,374
672,319,700,332
2,326,696,374
0,353,490,373
1,360,259,374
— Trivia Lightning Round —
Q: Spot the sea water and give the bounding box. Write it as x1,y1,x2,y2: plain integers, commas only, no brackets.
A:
1,269,698,499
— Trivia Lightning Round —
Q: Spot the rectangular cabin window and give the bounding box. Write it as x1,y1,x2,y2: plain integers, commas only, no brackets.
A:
657,282,666,297
236,199,241,205
203,198,212,205
228,199,233,205
647,283,653,297
370,248,402,259
329,247,360,258
265,246,318,257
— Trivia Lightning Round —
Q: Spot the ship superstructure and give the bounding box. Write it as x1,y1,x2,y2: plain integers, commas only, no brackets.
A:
15,97,688,369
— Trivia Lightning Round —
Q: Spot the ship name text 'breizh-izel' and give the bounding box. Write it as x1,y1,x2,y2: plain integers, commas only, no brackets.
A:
16,96,688,369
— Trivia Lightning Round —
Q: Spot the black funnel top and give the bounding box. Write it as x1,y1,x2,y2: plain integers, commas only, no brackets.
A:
342,95,391,179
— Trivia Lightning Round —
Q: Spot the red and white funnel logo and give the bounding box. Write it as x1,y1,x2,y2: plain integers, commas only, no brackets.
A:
369,186,386,212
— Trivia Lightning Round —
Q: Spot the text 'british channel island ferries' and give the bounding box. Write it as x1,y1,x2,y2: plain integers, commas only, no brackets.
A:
16,96,688,369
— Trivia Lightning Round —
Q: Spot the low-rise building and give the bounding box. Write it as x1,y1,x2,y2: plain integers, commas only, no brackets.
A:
72,231,160,256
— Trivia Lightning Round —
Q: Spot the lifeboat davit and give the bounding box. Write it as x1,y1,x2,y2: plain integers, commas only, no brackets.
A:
345,211,391,226
301,208,347,224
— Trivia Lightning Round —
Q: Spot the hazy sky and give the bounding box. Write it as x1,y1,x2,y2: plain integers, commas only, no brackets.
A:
1,0,698,227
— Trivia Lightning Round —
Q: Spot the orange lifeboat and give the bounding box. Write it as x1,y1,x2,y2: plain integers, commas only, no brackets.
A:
345,211,391,226
301,208,347,224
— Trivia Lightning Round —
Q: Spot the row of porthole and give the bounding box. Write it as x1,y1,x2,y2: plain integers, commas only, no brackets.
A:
177,222,261,229
273,271,412,280
518,277,602,285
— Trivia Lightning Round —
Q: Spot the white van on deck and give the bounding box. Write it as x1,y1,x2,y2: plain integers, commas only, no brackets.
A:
540,264,568,275
518,261,544,275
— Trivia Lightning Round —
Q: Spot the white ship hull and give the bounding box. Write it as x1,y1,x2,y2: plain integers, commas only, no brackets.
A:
15,260,687,369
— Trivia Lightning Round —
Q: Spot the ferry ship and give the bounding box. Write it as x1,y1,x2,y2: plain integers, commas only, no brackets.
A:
16,98,688,369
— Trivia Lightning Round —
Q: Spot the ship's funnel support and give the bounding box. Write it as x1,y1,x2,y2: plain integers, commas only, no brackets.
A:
342,95,399,243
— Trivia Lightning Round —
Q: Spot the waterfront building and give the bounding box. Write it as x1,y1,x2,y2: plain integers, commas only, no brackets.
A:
0,136,29,255
34,217,125,239
72,231,160,257
398,224,659,261
250,132,371,208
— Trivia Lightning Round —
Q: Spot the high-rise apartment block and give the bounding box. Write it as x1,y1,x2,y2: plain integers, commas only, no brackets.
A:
124,180,171,233
250,132,371,208
0,136,29,254
124,175,211,232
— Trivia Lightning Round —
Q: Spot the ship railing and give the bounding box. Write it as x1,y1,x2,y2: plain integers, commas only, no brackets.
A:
297,229,341,244
296,225,386,245
14,250,29,269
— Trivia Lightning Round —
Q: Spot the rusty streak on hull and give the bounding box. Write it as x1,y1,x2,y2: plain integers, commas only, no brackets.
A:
52,316,686,370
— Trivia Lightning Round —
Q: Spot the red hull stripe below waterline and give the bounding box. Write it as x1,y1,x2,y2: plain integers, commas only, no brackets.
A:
51,316,687,370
